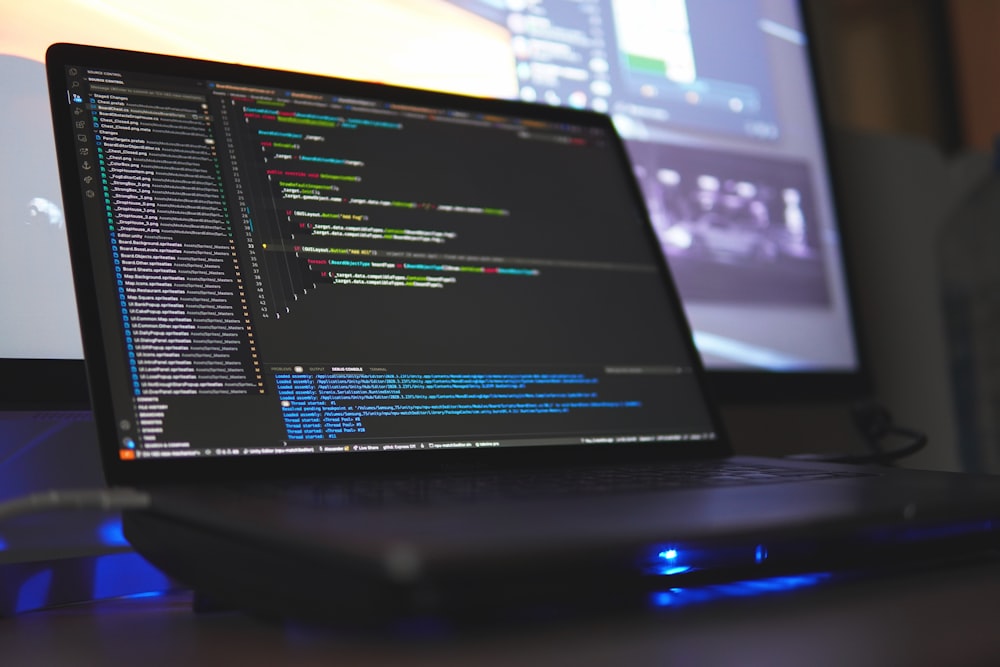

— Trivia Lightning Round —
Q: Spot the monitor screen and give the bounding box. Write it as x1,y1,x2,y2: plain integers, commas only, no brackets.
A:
0,0,864,408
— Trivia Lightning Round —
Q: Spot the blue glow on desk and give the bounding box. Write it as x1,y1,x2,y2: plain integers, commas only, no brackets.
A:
650,572,833,609
97,516,128,547
5,552,172,615
15,569,53,614
93,552,170,600
120,590,168,600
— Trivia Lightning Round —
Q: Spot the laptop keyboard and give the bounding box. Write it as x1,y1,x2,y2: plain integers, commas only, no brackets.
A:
252,461,875,509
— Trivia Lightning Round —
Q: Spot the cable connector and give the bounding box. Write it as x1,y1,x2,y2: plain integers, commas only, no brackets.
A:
787,400,928,466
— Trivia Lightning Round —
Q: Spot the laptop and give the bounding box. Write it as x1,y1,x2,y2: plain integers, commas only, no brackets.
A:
45,42,1000,624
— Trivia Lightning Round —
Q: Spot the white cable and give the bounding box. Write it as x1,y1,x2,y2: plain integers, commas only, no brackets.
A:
0,488,152,522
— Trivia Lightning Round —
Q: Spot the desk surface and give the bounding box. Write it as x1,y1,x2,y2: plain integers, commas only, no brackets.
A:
3,555,1000,666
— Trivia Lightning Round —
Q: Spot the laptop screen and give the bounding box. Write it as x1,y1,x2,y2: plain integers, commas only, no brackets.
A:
49,46,720,469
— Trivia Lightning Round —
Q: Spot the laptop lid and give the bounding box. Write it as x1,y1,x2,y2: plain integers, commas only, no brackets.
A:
46,43,728,486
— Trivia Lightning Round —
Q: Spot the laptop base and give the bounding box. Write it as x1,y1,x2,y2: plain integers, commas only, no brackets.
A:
124,506,1000,627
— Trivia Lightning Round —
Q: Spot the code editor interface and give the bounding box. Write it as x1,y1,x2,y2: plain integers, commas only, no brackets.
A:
63,63,716,460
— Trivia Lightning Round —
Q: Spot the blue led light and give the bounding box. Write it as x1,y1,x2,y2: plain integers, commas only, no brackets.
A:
0,535,8,551
755,544,768,564
97,516,128,547
652,548,691,575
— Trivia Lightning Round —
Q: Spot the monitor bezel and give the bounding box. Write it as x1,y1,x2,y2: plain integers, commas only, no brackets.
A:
0,359,90,410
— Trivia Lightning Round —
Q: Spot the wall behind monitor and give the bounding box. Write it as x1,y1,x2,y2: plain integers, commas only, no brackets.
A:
728,0,985,471
948,1,1000,151
802,0,1000,154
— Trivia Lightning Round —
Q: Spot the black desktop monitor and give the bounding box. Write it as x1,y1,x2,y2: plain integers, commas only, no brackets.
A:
0,0,866,410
